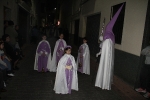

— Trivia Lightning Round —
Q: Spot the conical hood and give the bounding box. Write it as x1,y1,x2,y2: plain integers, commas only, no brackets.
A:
103,3,124,43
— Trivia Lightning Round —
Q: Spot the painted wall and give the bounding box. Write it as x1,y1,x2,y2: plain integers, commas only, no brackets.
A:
68,0,148,56
79,0,97,37
94,0,148,56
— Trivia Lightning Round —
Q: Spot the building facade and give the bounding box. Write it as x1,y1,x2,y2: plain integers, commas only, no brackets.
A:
0,0,38,43
58,0,149,87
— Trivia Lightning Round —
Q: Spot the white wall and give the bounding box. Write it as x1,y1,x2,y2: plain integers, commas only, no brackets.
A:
94,0,148,56
79,0,97,37
59,0,148,56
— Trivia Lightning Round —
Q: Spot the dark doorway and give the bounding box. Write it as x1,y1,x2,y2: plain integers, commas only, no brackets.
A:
3,6,11,20
86,13,101,56
74,19,80,46
3,6,11,35
18,6,28,44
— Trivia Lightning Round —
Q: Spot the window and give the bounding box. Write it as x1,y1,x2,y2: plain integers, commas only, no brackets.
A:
111,2,126,44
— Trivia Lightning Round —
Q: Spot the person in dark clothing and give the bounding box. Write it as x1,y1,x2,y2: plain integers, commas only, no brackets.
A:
2,34,20,70
0,40,14,77
15,25,23,48
0,69,7,99
135,46,150,98
31,26,39,44
5,20,17,47
15,25,24,58
0,70,7,91
63,28,69,44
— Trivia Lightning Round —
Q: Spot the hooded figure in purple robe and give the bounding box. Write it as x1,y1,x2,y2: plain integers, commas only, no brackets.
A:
51,33,67,72
77,37,90,75
103,4,124,43
54,46,78,94
34,34,52,72
95,4,124,90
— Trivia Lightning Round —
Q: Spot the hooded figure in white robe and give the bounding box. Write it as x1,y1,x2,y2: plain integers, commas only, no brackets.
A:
54,46,78,94
95,4,124,90
51,34,67,72
34,39,52,72
77,37,90,75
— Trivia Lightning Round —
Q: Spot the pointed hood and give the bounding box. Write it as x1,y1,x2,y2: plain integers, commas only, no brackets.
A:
103,3,124,43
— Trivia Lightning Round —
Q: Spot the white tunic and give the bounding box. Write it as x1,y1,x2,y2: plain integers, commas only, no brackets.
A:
76,43,90,75
54,54,78,94
51,39,67,72
95,39,114,90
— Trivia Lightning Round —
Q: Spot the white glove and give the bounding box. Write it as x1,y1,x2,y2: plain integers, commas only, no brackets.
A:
40,51,43,54
96,52,101,57
45,52,48,55
96,53,99,57
61,47,64,51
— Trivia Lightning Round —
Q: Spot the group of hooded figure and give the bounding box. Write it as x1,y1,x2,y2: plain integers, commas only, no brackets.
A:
34,4,124,94
34,33,90,94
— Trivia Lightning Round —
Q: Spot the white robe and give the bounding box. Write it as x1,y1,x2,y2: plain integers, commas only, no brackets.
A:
95,39,114,90
76,43,90,75
51,39,67,72
54,54,78,94
34,40,52,71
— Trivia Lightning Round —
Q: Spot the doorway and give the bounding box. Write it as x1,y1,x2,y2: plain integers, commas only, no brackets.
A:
86,13,101,56
18,6,28,44
74,19,80,46
3,6,11,20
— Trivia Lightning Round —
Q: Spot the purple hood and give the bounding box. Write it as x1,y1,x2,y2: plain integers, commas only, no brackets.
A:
103,4,124,43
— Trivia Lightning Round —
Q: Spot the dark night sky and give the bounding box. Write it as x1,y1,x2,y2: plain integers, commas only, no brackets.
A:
40,0,58,24
41,0,57,12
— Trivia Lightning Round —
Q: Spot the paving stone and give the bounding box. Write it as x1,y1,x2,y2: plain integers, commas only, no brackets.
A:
0,37,129,100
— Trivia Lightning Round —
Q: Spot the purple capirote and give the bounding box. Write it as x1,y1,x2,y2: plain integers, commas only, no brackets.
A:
65,57,73,94
56,40,64,63
78,45,83,73
37,41,50,72
103,4,124,43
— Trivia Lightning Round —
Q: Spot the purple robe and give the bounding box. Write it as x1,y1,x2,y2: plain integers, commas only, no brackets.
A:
78,45,83,73
56,40,64,63
37,41,50,72
65,58,73,94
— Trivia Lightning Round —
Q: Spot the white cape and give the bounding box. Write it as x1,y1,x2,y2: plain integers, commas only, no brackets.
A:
95,39,114,90
54,54,78,94
76,43,90,75
51,39,67,72
34,40,52,71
